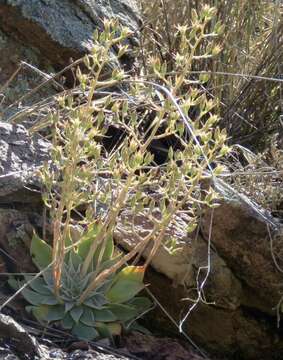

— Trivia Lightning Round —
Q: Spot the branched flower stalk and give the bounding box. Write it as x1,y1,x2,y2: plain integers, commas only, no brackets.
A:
12,7,230,339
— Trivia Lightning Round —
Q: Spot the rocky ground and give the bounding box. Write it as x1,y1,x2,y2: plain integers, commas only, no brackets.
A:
0,1,283,360
0,311,208,360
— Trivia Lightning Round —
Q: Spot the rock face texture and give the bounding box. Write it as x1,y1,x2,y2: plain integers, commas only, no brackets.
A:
0,122,50,272
201,198,283,315
0,313,40,357
116,197,283,359
0,0,140,65
0,122,50,200
0,0,140,121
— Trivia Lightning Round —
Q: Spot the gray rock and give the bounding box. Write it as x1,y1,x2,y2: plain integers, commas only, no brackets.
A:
0,122,50,201
0,28,58,122
0,0,140,65
201,196,283,314
0,314,135,359
0,313,40,357
64,349,132,360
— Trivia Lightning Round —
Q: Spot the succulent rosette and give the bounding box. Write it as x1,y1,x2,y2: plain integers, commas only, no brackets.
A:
9,225,151,340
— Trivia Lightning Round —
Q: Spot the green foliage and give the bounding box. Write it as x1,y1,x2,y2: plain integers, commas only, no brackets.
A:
10,10,229,340
28,12,229,315
30,233,52,269
41,13,227,266
10,226,151,341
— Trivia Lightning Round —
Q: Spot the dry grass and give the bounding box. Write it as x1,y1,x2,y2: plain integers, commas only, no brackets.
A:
139,0,283,150
138,0,283,214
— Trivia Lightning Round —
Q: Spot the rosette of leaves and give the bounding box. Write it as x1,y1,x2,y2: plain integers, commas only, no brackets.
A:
9,225,151,341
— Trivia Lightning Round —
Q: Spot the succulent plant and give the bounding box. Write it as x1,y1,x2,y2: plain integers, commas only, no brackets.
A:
9,225,151,341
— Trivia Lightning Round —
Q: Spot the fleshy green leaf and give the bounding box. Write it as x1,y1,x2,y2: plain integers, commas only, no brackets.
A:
72,322,99,340
30,233,52,270
96,322,113,340
61,313,75,330
77,236,93,262
65,301,75,312
92,308,117,322
115,297,153,324
24,275,53,296
107,303,140,321
80,307,96,326
93,235,114,265
31,304,65,322
106,280,144,304
84,294,107,309
42,269,53,287
21,288,58,306
96,256,121,275
65,250,83,271
77,224,114,267
44,304,65,321
29,305,48,322
77,224,99,260
106,266,145,303
70,306,84,323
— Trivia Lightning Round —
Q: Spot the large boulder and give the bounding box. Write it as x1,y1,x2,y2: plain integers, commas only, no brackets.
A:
115,191,283,359
201,195,283,315
0,0,140,65
0,0,140,121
